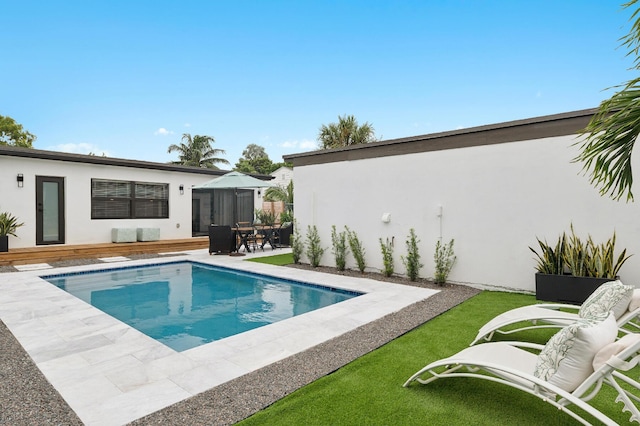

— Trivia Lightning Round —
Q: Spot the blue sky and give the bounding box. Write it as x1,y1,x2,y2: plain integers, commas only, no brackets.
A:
2,1,636,167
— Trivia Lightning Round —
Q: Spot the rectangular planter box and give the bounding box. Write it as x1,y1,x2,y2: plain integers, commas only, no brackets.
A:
535,273,614,305
137,228,160,242
111,228,136,243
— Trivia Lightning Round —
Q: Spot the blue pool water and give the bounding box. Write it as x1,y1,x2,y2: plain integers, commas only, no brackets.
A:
44,261,360,352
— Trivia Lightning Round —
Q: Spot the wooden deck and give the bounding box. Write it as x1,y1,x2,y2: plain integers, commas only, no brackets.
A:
0,237,209,266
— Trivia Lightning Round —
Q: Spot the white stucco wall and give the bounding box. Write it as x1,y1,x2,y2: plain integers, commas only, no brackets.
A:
293,134,640,293
0,156,216,248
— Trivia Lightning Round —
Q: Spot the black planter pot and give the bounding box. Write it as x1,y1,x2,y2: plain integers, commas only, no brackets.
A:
0,235,8,253
535,273,614,305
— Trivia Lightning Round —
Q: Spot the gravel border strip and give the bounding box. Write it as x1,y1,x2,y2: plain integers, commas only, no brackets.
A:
131,283,479,425
0,260,479,425
0,320,83,425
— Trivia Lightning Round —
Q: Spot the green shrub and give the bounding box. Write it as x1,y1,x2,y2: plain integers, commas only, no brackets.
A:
379,237,394,277
305,225,325,267
346,226,366,272
434,239,456,285
401,228,423,281
331,225,349,271
280,209,294,224
290,220,304,264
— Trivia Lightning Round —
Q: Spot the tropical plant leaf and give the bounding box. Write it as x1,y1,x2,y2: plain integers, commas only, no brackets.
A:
573,0,640,201
0,211,25,237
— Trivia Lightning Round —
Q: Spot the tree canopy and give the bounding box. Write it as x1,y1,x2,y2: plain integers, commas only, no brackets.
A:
235,143,292,175
167,133,229,169
0,115,36,148
235,143,272,174
317,114,377,150
575,0,640,201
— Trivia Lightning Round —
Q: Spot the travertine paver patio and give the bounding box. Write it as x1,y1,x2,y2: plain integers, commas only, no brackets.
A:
0,249,438,425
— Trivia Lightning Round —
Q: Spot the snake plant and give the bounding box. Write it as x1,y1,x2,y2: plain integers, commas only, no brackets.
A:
531,226,632,278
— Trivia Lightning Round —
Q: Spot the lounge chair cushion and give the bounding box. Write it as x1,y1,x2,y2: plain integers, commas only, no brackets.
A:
592,333,640,370
534,312,617,392
629,289,640,312
578,280,633,320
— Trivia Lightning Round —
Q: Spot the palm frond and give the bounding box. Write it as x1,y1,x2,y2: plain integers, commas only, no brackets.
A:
167,133,228,168
317,115,377,149
574,81,640,201
574,1,640,201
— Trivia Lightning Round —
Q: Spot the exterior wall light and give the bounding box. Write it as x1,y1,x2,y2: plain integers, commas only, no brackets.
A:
179,184,184,195
17,174,24,188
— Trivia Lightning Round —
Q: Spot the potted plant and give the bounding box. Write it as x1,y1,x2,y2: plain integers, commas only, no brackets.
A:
530,225,631,304
0,211,25,252
254,208,276,226
280,209,293,224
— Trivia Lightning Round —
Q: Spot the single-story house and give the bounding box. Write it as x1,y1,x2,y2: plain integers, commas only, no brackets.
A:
270,166,293,189
284,108,640,293
0,145,272,249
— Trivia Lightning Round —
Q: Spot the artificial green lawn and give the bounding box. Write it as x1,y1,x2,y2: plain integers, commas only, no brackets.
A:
246,252,295,266
240,255,633,425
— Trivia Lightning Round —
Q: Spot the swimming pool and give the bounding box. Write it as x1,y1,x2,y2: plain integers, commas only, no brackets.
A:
44,261,361,351
2,255,437,425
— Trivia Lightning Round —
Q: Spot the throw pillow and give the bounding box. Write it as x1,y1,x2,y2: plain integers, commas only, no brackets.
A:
579,280,633,320
592,333,640,370
534,312,617,392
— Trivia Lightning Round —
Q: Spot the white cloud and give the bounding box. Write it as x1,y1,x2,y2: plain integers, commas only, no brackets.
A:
279,139,316,150
300,140,316,150
46,143,110,156
184,123,191,128
154,127,174,136
536,91,542,98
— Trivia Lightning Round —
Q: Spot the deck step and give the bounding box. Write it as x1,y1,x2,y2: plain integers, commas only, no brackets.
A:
0,237,208,266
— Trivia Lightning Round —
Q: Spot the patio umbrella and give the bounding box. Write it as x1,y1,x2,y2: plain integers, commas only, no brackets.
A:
192,171,274,225
193,171,275,191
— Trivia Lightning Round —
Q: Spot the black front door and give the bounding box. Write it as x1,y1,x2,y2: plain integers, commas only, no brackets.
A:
36,176,65,245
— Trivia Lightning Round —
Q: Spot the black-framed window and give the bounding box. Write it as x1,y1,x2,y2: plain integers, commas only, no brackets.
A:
91,179,169,219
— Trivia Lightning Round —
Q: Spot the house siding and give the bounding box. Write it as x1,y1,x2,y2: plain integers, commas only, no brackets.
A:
0,147,270,248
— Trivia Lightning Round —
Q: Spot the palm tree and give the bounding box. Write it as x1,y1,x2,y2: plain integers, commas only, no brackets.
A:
317,115,377,150
167,133,230,169
575,0,640,201
264,181,293,205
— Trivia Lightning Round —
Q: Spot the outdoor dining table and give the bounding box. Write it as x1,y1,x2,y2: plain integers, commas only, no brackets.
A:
231,226,255,253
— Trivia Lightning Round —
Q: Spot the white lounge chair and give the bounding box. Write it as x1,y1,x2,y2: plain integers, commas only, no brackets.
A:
471,280,640,346
405,314,640,425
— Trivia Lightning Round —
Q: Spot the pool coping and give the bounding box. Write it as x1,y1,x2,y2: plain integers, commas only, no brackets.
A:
0,250,439,426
